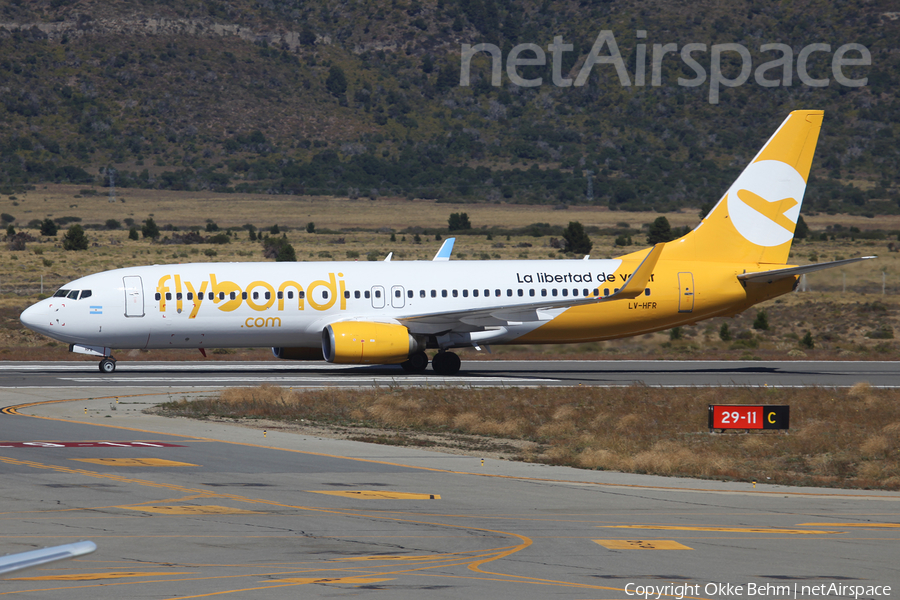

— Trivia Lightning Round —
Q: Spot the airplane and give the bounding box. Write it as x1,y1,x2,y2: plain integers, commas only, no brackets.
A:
19,110,874,375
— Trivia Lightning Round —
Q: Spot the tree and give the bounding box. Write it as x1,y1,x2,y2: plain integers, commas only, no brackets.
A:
306,222,316,233
6,224,14,238
719,322,732,341
800,330,814,349
647,216,673,244
752,310,769,330
142,217,160,239
263,237,296,262
562,221,592,255
40,218,58,236
62,224,89,250
325,66,347,97
448,212,471,231
128,227,139,241
794,215,809,240
105,219,120,229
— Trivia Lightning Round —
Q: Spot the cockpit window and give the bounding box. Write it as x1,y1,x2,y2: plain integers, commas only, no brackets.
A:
80,290,92,299
67,290,80,299
54,289,70,298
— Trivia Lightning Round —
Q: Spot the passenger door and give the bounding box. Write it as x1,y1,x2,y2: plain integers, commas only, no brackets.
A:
123,276,144,317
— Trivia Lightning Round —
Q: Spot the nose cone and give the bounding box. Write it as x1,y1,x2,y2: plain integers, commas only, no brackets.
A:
20,302,46,333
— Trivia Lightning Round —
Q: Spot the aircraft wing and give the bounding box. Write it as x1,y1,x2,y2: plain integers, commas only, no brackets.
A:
738,256,876,284
398,244,664,331
0,541,96,577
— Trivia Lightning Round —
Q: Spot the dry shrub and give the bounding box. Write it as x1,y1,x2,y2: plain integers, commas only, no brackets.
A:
616,413,641,431
536,420,575,440
588,412,615,430
538,444,578,465
860,435,892,458
631,441,698,476
741,435,773,457
552,405,577,421
575,447,619,470
858,460,888,480
883,422,900,436
424,410,451,427
452,412,482,432
847,382,871,399
493,418,528,437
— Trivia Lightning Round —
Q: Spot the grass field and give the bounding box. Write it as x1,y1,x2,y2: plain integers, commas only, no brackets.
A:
2,184,899,361
156,383,900,490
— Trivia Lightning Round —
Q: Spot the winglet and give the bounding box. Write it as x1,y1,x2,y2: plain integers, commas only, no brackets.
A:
606,243,664,300
383,252,393,262
433,237,455,261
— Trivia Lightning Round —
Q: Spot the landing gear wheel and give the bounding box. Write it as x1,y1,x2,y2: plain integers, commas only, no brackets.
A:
431,351,461,375
99,358,116,373
401,351,429,373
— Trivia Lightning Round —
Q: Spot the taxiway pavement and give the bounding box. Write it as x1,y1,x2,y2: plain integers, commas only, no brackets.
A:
1,386,898,599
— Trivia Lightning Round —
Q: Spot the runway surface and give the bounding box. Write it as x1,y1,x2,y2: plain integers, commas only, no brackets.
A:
1,385,898,599
1,359,899,388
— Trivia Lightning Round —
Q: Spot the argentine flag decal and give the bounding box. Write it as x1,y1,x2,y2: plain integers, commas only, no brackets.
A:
90,306,103,315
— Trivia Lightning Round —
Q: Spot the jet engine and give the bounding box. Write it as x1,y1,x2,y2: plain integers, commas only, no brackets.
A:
322,322,423,364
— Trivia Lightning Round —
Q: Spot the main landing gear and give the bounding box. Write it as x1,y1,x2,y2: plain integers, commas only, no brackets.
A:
431,351,461,376
98,357,117,373
400,351,462,375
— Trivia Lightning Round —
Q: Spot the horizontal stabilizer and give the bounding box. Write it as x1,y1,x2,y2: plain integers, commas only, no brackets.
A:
606,243,664,300
738,256,876,284
0,541,96,576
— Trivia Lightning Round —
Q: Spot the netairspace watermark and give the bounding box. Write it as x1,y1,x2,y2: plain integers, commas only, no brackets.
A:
624,581,892,600
459,30,871,104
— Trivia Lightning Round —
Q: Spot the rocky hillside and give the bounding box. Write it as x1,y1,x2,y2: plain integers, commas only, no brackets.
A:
1,0,898,211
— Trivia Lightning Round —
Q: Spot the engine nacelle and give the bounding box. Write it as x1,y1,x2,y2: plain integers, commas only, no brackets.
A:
322,322,422,364
272,347,323,361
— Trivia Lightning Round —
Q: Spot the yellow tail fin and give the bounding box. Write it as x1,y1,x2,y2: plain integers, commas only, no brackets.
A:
665,110,824,265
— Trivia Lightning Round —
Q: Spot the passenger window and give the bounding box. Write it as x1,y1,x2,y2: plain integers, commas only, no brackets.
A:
395,290,401,298
344,291,350,299
68,290,80,299
287,291,294,299
278,291,284,299
80,290,92,299
299,291,306,299
354,291,360,299
431,290,436,298
645,288,651,296
506,289,512,297
529,289,535,297
177,293,183,300
562,289,568,297
452,290,458,298
218,292,225,300
442,290,447,298
419,290,425,298
552,289,558,297
604,289,610,297
484,289,489,297
252,291,259,300
517,289,523,297
495,289,501,297
208,292,214,300
155,293,161,301
322,291,328,299
473,289,479,297
364,291,370,299
230,292,236,300
54,289,69,298
407,290,413,298
265,291,271,300
374,290,380,298
187,292,193,300
166,293,172,300
462,289,468,298
541,289,547,297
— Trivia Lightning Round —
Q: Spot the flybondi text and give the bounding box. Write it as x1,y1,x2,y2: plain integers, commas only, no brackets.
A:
459,30,870,104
